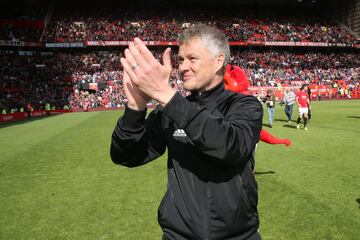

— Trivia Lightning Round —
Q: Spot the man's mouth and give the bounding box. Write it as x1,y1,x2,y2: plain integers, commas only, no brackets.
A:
182,75,193,81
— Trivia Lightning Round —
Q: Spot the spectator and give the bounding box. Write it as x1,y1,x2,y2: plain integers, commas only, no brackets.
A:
284,88,296,123
263,89,276,128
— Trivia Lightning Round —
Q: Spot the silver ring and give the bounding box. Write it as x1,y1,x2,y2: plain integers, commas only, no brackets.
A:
131,63,139,70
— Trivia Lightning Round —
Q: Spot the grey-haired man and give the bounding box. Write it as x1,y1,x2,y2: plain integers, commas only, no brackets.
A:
111,24,263,240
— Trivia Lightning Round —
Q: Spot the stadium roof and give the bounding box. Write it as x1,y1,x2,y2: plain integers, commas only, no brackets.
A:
12,0,337,6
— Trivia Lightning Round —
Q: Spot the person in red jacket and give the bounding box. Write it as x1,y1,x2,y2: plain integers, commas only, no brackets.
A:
224,64,291,147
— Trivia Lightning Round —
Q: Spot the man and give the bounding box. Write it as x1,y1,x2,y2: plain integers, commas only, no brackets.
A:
45,102,51,116
296,84,310,131
307,86,312,121
262,89,275,128
111,25,263,240
283,88,295,123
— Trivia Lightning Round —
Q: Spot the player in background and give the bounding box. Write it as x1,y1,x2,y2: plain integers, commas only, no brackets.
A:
296,84,310,131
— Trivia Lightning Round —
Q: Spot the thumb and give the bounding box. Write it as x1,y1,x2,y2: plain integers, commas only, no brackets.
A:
162,47,172,71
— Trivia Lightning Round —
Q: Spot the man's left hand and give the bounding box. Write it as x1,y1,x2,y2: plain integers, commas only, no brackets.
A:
121,37,176,107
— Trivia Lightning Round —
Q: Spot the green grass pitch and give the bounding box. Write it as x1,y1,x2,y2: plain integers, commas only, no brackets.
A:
1,100,360,240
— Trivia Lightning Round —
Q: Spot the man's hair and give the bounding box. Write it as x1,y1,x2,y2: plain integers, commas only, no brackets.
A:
300,84,308,90
178,24,230,72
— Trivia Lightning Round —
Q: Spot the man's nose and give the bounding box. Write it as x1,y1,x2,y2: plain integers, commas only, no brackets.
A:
179,60,190,72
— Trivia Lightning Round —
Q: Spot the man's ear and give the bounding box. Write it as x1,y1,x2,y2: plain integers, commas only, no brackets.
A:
214,53,225,74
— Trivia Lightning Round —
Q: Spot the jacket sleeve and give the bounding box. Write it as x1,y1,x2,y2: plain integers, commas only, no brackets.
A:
110,106,166,168
163,92,263,167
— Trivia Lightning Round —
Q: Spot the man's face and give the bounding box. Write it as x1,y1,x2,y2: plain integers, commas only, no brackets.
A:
178,37,223,92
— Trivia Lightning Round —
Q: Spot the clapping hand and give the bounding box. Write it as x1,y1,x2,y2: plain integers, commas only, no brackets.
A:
121,38,176,109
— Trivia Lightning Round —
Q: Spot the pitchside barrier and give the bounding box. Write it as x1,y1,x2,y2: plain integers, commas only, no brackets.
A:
0,110,67,123
1,87,359,124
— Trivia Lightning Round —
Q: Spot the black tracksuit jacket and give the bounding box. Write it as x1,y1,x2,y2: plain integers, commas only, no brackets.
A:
111,83,263,240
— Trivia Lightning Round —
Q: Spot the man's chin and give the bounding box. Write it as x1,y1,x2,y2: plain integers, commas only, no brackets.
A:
183,82,195,91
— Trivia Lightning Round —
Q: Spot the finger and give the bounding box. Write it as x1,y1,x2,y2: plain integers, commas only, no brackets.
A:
123,70,134,93
123,67,130,84
123,70,134,94
121,57,139,84
123,67,150,100
124,48,139,70
162,47,172,72
134,37,157,63
123,69,140,95
129,42,150,69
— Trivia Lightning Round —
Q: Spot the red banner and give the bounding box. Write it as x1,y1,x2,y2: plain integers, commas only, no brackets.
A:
0,40,356,48
24,42,43,47
0,111,48,123
228,42,248,46
86,41,177,46
0,112,26,123
0,88,27,92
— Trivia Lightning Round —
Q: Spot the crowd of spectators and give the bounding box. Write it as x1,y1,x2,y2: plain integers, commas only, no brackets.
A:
42,7,358,44
0,49,184,112
1,49,359,113
0,51,71,113
232,50,360,88
1,6,358,44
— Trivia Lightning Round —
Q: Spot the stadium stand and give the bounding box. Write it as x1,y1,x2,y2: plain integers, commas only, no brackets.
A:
42,9,358,43
0,1,359,115
1,49,358,112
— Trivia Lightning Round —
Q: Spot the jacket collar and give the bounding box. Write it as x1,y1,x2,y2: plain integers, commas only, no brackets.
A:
189,82,225,105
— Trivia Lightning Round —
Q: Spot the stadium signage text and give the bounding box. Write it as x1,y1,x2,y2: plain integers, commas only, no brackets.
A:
1,40,358,48
0,40,24,46
45,42,84,48
264,41,328,47
86,41,177,46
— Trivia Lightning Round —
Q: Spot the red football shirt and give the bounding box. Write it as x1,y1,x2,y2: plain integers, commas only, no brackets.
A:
297,91,309,108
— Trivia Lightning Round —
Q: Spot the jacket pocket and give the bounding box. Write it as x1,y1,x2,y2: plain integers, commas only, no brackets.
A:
241,162,259,212
236,172,254,214
230,172,259,233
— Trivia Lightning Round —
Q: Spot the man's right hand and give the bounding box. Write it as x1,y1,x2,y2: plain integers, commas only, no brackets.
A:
123,69,149,111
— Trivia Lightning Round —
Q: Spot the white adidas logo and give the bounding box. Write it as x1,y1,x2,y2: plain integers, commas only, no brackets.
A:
173,129,187,137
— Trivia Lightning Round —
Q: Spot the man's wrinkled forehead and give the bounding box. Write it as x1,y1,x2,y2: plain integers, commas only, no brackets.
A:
178,37,211,56
179,36,203,48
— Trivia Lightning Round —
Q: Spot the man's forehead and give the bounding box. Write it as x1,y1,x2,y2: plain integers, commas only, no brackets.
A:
178,37,209,55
